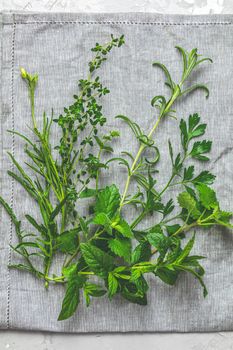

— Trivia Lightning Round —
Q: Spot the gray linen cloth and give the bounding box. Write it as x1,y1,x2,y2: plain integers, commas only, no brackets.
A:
0,11,233,332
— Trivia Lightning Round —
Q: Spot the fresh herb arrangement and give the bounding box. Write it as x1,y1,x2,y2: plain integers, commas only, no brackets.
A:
0,35,232,321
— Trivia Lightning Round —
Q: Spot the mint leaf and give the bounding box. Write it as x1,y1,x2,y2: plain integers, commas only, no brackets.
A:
131,241,151,264
156,267,179,285
175,264,208,297
108,238,131,263
175,234,195,263
62,263,77,279
83,283,106,307
93,212,112,234
122,284,147,305
147,231,169,258
79,188,96,198
56,228,80,254
166,224,181,236
58,274,85,321
113,218,133,238
80,243,114,277
108,272,119,298
95,185,120,218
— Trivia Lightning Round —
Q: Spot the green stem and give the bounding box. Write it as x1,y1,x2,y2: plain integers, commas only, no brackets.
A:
63,247,80,268
130,210,147,229
29,87,37,130
96,148,102,191
119,86,181,210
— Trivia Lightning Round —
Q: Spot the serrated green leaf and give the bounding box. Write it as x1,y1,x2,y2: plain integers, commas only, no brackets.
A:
108,238,131,263
188,113,200,131
56,228,80,254
84,283,106,306
131,241,151,264
95,185,120,218
147,231,169,258
113,218,133,238
108,272,118,298
192,171,216,185
183,166,194,181
175,234,195,263
93,212,112,234
196,183,218,210
163,199,175,217
180,119,188,150
58,274,85,321
178,191,201,219
166,224,181,236
79,188,96,198
175,264,208,297
80,243,114,277
122,284,147,305
190,140,212,161
156,267,179,285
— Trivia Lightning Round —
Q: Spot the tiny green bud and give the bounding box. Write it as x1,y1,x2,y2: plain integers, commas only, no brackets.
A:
20,67,27,79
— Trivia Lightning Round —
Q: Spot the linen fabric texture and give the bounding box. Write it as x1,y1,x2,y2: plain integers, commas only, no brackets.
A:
0,11,233,332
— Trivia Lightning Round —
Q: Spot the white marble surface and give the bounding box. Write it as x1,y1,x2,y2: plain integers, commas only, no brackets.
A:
1,0,233,349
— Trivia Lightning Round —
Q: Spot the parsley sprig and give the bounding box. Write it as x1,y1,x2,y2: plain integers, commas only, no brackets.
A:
0,37,232,321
